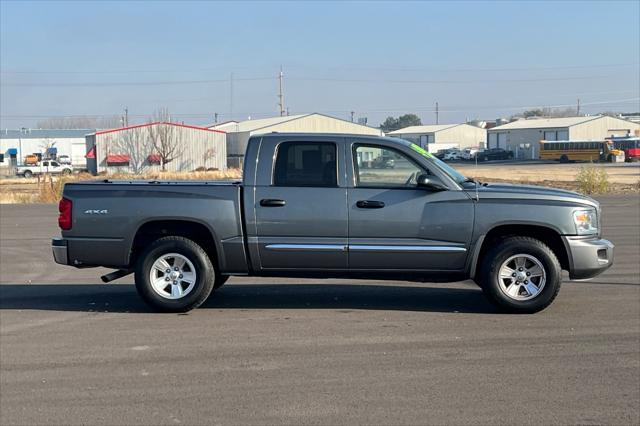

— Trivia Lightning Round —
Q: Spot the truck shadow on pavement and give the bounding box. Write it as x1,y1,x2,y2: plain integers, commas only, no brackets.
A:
0,283,497,314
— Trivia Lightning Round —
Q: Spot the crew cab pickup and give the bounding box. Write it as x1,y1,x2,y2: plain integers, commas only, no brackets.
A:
18,160,73,178
52,134,614,313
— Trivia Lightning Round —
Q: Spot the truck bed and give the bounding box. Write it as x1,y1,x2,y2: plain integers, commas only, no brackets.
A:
60,180,248,272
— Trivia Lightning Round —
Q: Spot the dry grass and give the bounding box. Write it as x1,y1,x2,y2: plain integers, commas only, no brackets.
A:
106,169,242,181
575,165,610,195
0,169,243,204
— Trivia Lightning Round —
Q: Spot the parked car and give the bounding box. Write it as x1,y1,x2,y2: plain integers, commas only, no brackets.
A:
57,155,72,165
17,160,73,178
462,148,479,160
476,148,514,161
443,149,463,161
52,134,614,314
371,156,395,168
434,149,447,160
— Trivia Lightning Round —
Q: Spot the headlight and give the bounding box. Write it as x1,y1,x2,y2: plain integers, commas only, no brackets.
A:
573,209,598,235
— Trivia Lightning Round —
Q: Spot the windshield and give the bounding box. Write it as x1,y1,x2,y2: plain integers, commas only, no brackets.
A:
394,139,468,185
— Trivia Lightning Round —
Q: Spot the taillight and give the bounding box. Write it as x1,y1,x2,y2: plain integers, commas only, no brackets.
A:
58,197,72,230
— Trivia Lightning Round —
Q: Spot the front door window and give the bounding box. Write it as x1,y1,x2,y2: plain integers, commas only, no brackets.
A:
354,145,424,188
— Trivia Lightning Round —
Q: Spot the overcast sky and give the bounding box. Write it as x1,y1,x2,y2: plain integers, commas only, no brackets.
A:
1,0,639,128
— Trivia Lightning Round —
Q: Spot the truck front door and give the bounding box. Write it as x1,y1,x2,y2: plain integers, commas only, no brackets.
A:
253,138,348,270
347,142,474,271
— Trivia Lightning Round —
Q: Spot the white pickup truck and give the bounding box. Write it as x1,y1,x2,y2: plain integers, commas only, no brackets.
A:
17,160,73,178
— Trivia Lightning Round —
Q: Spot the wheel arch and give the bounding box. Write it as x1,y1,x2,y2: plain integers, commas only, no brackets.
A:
470,223,570,278
129,219,222,270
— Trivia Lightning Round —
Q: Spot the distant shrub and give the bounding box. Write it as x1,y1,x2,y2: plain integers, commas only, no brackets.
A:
576,165,610,194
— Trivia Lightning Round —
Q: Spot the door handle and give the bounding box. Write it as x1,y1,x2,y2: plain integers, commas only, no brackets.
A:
356,200,385,209
260,199,286,207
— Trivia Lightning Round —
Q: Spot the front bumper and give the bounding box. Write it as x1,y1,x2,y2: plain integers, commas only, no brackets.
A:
52,238,69,265
563,236,614,279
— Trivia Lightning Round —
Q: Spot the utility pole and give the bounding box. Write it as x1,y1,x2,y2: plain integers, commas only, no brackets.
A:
350,111,355,122
229,73,234,120
577,98,581,116
124,107,129,126
435,102,439,124
214,112,218,124
278,66,285,117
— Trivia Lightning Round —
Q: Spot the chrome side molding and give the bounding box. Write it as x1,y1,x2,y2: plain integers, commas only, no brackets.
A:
265,244,348,252
265,244,466,253
349,245,466,253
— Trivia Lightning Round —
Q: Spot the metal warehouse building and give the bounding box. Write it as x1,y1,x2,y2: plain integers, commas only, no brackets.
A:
0,128,94,173
387,123,487,151
85,122,226,175
209,113,384,167
487,116,640,159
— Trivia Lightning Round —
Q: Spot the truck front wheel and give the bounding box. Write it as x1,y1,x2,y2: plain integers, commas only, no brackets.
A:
135,236,215,312
23,170,33,178
477,236,562,313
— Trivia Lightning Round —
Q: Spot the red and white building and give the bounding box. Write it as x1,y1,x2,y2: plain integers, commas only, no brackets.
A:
85,122,227,175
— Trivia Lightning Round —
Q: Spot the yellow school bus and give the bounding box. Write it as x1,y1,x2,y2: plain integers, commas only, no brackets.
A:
539,140,624,163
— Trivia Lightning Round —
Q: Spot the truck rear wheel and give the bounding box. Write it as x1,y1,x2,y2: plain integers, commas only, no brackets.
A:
477,236,561,313
135,236,215,312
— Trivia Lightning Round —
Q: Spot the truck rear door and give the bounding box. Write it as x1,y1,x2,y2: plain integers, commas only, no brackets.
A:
251,136,348,270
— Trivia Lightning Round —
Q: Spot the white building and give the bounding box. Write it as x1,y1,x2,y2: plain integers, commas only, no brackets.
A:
209,113,384,168
387,123,487,152
85,122,227,175
0,128,94,172
487,116,640,159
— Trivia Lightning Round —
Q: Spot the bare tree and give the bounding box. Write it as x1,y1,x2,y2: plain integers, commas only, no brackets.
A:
512,107,578,120
113,127,153,174
203,147,218,170
147,108,182,171
39,138,56,158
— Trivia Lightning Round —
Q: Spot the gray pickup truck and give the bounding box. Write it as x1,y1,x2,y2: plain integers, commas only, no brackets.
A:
52,133,614,313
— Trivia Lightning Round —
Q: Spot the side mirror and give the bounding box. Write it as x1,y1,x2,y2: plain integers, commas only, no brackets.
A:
416,174,447,191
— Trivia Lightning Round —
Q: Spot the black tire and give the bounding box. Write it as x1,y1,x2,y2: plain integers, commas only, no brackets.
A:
62,168,72,175
135,236,215,312
483,156,489,161
559,155,569,163
23,170,33,178
477,236,562,314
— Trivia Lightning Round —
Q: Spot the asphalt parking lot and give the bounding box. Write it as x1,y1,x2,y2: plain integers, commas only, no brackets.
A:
1,196,639,425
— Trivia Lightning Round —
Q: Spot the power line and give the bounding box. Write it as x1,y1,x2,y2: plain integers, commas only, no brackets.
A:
2,62,637,75
287,75,615,84
3,72,632,88
2,97,637,122
1,76,274,87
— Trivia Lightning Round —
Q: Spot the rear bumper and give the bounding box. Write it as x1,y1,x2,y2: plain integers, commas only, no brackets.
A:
564,236,614,279
52,238,69,265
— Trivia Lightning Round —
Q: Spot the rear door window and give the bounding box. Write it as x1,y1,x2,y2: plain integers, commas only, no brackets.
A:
273,142,337,187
